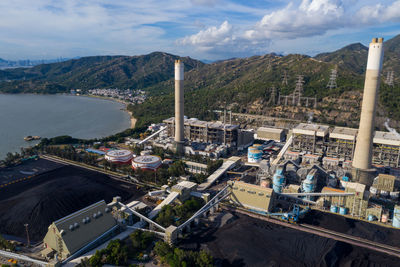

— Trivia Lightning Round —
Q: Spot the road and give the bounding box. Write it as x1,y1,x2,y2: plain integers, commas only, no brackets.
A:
223,204,400,258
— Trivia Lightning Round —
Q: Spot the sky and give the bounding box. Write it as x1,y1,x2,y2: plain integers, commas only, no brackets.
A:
0,0,400,61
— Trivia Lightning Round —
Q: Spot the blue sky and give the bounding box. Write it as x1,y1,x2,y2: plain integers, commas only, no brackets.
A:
0,0,399,60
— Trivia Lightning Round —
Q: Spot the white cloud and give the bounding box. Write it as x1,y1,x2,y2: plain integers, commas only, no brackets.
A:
244,0,345,40
355,0,400,24
179,0,400,58
180,21,234,50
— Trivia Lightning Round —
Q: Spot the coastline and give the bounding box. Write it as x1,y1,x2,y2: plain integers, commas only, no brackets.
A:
84,95,137,128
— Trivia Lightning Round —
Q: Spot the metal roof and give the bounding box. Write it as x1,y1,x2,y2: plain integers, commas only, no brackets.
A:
172,181,197,191
257,127,284,134
293,123,329,137
164,117,239,131
330,127,358,141
47,200,117,256
373,131,400,146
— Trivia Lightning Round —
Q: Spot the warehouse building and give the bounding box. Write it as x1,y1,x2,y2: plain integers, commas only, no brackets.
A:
228,181,275,212
41,200,117,260
255,127,286,142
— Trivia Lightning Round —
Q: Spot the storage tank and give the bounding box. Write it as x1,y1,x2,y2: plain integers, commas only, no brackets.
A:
339,207,348,215
302,169,317,193
392,206,400,228
330,205,338,213
132,155,162,171
272,168,285,193
105,149,134,164
248,149,262,163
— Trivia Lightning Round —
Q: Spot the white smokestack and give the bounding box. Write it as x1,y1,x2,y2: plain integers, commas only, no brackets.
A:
352,38,384,184
174,60,184,154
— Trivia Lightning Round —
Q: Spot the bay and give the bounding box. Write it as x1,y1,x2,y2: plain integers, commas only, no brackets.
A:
0,94,131,159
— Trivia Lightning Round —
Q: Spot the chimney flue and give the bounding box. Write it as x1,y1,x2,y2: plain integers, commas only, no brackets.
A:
174,60,184,155
352,37,384,185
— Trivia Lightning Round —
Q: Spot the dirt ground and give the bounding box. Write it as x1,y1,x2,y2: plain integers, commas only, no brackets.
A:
180,212,400,267
0,164,144,242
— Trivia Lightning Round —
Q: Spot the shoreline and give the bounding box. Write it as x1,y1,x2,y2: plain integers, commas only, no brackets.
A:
84,95,137,128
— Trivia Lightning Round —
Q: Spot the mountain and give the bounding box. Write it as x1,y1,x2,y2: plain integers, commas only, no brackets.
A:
314,43,368,74
0,34,399,128
0,52,203,93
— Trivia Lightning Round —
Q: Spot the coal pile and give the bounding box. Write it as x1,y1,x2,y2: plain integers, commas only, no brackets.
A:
0,164,144,242
303,209,400,247
181,212,399,266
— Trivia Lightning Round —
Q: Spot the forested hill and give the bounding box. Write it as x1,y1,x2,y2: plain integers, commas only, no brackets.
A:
0,52,203,93
0,34,399,127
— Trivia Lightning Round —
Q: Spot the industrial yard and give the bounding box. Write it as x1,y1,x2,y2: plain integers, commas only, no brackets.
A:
1,38,400,267
0,161,144,242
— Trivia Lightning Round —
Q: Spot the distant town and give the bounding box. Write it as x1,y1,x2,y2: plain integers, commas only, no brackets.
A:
71,88,147,105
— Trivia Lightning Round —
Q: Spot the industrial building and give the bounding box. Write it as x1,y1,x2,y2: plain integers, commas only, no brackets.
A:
228,181,275,213
326,127,358,161
105,149,134,164
291,123,329,155
131,155,162,171
372,131,400,167
255,127,286,142
41,200,117,260
163,117,253,149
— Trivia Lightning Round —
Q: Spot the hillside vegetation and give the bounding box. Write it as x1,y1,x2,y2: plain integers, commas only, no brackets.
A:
1,35,400,128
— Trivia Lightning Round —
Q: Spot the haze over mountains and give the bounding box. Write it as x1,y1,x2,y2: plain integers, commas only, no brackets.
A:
0,34,399,127
0,57,74,70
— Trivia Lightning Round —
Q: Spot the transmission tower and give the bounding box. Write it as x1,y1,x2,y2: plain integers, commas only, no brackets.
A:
385,71,394,87
292,75,304,105
269,87,277,105
282,70,288,86
326,68,338,89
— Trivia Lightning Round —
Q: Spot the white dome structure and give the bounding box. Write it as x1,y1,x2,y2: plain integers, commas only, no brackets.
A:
105,150,134,164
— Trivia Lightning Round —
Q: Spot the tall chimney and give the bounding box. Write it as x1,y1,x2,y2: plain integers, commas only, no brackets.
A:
175,60,184,155
352,37,384,185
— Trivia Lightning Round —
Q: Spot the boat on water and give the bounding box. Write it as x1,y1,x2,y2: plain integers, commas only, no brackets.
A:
24,136,41,141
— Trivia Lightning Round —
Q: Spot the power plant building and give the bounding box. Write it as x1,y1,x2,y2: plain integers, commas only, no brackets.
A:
372,131,400,167
326,127,358,161
41,200,117,260
255,127,286,142
291,123,329,155
228,181,275,212
163,117,253,149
